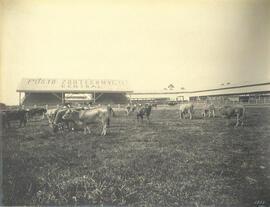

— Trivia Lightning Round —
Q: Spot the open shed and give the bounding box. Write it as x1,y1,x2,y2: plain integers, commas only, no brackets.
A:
17,78,132,106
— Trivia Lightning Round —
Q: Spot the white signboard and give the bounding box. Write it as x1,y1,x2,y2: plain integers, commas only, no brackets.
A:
17,78,132,92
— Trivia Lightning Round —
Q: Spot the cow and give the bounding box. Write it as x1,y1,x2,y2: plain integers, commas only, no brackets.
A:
52,109,72,132
219,104,245,127
1,109,28,128
126,104,136,116
107,105,115,118
136,104,152,122
151,103,158,108
179,103,194,119
62,107,112,136
136,104,145,121
202,104,215,118
45,108,58,125
144,104,152,121
28,107,47,120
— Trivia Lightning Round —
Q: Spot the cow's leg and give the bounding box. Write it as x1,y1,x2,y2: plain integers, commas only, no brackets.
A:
46,114,51,124
179,111,182,119
86,126,91,134
240,115,244,127
189,111,192,120
82,121,87,134
212,110,215,118
235,114,240,128
107,117,110,127
40,112,45,120
101,123,107,136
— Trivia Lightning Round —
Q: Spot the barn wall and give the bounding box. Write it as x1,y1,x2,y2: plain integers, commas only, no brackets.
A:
95,93,128,104
22,93,62,106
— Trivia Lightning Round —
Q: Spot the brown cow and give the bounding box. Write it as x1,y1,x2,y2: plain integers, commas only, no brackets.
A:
219,104,245,127
62,107,112,136
202,104,215,118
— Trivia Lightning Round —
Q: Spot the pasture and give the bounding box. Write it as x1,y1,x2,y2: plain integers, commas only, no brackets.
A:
1,106,270,206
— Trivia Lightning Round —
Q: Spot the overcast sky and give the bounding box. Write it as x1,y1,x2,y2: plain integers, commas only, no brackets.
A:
1,0,270,104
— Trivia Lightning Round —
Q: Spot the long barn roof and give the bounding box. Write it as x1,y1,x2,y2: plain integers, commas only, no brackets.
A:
17,78,132,93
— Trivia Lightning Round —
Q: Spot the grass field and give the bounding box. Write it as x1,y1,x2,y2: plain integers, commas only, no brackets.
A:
1,106,270,206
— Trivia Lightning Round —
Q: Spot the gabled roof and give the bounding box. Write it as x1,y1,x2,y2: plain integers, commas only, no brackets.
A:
17,78,133,93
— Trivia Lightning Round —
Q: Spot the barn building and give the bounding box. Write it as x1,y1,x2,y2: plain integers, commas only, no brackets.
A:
130,82,270,104
187,82,270,103
17,78,132,106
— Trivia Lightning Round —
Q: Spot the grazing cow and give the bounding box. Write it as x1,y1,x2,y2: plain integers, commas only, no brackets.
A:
202,104,215,118
179,103,194,119
1,109,28,128
136,104,152,122
219,104,245,127
28,108,47,120
62,107,112,136
126,104,136,116
52,109,72,132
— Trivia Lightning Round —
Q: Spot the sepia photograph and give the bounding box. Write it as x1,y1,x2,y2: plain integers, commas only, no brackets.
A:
0,0,270,206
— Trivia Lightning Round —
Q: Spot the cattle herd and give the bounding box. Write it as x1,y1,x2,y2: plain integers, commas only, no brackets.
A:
0,102,246,135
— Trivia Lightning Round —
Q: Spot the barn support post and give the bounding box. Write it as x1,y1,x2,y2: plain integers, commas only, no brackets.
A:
93,91,96,103
61,92,65,105
19,92,21,106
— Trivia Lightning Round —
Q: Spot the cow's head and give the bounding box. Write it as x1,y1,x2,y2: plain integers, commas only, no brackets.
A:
62,109,72,120
62,109,79,121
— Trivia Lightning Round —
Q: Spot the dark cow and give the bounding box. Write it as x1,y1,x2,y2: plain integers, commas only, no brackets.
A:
28,108,47,120
107,105,115,119
136,104,152,122
1,109,28,128
219,104,245,127
144,104,152,121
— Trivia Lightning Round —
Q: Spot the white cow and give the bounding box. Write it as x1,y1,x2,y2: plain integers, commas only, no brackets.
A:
179,103,194,119
45,108,58,125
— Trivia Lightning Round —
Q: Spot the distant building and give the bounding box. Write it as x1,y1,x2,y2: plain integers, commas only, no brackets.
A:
131,82,270,104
